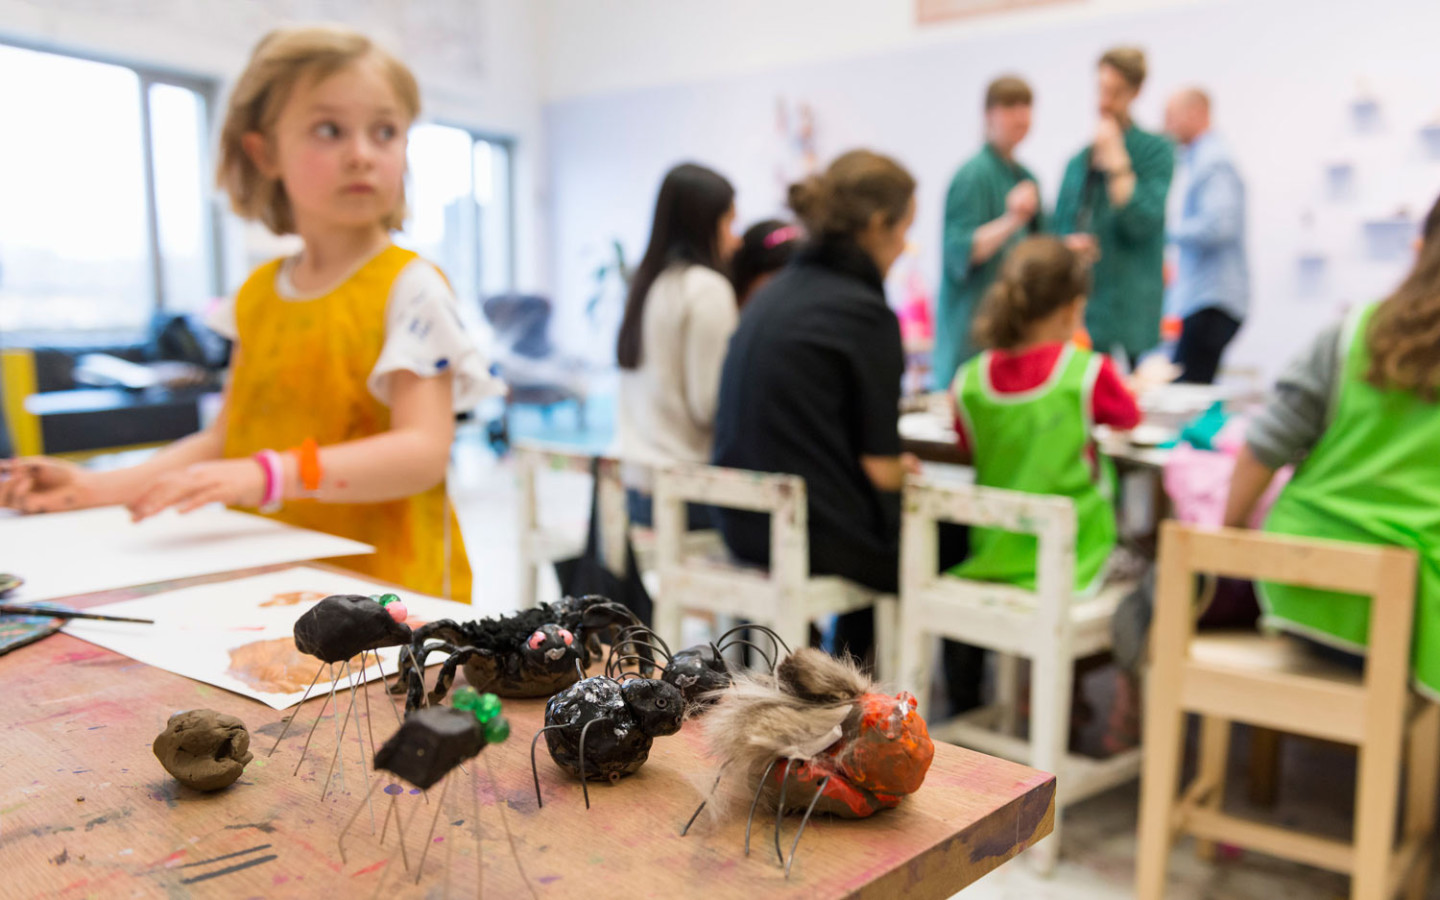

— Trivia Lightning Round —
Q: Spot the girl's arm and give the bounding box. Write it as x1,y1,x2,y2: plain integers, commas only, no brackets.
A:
1223,444,1278,529
0,384,231,513
1093,356,1142,431
127,369,456,519
861,453,923,493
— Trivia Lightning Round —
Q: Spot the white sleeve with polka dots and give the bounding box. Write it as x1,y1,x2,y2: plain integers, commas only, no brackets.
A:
369,259,506,410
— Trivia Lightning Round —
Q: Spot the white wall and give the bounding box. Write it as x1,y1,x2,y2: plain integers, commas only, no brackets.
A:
0,0,550,294
543,0,1440,379
542,0,1210,101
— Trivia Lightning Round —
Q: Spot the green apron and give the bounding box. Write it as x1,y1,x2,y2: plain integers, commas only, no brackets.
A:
1261,302,1440,698
950,344,1116,592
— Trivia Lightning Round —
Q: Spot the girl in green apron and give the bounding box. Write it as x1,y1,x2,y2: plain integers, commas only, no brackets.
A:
1225,194,1440,699
950,236,1141,593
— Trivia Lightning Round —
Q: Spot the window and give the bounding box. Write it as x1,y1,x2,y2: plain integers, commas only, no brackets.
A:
0,42,218,337
400,123,515,312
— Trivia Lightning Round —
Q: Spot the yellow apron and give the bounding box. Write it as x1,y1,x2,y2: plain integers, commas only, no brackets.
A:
222,245,472,603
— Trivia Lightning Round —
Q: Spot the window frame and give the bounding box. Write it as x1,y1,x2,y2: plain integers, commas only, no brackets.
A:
427,120,518,298
0,35,223,335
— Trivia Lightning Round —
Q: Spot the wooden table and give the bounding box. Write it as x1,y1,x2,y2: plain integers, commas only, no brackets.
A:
2,568,1055,899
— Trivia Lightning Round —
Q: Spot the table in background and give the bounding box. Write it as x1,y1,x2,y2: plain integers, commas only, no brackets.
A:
3,566,1056,900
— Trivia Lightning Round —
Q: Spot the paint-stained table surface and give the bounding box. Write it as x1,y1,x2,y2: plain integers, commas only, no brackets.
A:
2,566,1055,899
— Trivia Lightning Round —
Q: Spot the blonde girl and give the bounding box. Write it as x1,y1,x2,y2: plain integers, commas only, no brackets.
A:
0,27,499,602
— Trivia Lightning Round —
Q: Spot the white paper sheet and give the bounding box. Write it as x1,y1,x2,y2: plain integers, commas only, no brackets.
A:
0,506,372,603
61,567,479,709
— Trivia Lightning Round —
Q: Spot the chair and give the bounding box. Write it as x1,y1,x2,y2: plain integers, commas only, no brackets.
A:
897,477,1143,874
513,442,626,608
1135,522,1436,900
652,464,897,680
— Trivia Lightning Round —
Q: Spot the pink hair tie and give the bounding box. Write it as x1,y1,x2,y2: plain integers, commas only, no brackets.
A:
763,225,802,249
253,449,284,514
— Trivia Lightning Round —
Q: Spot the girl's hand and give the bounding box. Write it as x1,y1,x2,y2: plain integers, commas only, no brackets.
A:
0,457,100,514
128,459,267,522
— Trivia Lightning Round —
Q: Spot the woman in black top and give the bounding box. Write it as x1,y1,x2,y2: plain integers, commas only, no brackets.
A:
711,150,920,664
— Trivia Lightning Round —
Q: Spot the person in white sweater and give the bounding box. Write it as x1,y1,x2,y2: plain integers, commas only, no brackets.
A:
616,163,740,527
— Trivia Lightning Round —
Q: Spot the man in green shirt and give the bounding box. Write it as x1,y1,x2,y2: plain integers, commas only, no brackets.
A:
1054,46,1174,363
933,76,1042,390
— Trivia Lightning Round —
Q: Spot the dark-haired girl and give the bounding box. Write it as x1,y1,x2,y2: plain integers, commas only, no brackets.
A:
616,163,740,526
731,219,802,308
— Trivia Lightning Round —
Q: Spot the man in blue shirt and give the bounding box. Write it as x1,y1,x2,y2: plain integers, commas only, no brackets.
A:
1164,88,1249,383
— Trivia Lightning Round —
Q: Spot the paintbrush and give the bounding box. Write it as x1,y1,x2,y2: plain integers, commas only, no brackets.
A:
0,603,155,625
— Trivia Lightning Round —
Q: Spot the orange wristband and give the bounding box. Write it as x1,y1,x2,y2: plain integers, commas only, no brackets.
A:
295,437,322,494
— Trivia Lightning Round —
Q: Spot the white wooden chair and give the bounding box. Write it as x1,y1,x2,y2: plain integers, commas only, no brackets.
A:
653,464,898,681
898,476,1142,874
513,442,627,608
1136,522,1437,900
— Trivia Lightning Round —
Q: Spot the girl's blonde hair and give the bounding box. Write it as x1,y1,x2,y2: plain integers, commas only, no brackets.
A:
217,26,421,236
973,236,1090,350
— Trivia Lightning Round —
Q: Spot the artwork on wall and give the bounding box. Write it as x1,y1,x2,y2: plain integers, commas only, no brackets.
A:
1324,162,1357,202
1420,121,1440,161
1350,83,1383,134
916,0,1083,25
774,97,821,205
1363,212,1418,261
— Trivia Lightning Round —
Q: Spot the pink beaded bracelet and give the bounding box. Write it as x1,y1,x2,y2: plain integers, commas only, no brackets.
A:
253,449,284,514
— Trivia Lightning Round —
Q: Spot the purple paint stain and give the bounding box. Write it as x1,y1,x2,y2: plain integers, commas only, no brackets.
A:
538,876,562,885
383,784,404,796
433,837,444,844
409,788,421,795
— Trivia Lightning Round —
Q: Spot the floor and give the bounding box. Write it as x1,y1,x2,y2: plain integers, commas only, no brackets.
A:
444,423,1440,899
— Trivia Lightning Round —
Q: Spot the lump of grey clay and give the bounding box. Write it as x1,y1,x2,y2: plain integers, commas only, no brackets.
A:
153,709,253,791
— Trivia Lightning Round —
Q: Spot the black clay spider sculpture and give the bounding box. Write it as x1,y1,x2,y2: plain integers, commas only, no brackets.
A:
339,687,510,884
392,594,643,711
603,624,790,710
530,667,684,809
267,593,412,801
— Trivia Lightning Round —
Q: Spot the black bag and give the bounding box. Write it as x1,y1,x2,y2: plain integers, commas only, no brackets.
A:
553,459,652,626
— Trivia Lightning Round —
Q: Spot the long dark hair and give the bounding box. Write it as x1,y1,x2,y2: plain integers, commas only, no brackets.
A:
731,220,801,307
616,163,735,369
1366,193,1440,401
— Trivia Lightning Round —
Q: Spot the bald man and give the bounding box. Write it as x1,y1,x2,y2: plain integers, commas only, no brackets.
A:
1164,89,1249,383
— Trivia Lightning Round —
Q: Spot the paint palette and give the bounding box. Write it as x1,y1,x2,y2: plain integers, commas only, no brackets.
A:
0,586,63,656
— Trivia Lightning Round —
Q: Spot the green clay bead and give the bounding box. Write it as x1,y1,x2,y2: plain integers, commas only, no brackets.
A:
483,716,510,744
475,693,502,723
452,687,480,711
379,593,400,607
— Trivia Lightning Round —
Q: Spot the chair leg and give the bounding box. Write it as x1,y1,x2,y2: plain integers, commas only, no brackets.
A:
1402,702,1440,900
872,596,898,685
773,609,810,668
897,605,936,718
521,561,539,609
652,595,683,654
1351,720,1406,900
1194,717,1232,861
1247,727,1283,808
1135,704,1188,898
1027,649,1073,875
995,653,1021,737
